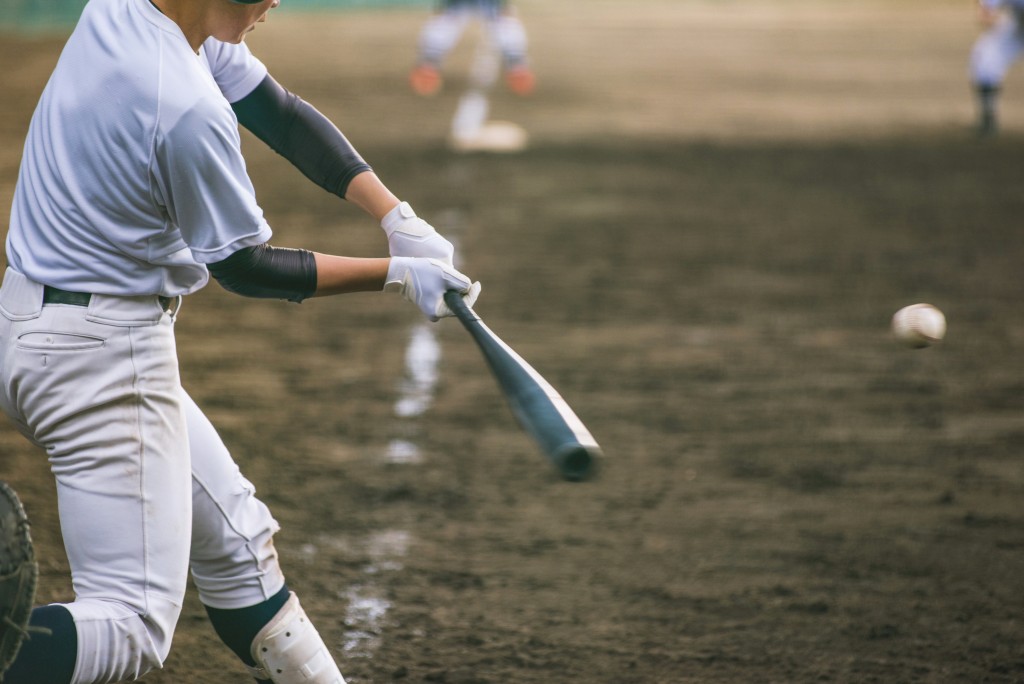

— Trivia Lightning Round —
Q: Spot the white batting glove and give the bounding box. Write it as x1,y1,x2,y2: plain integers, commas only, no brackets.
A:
384,256,481,322
381,202,455,265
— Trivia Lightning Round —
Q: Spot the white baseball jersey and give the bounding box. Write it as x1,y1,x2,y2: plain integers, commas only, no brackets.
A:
972,0,1024,86
7,0,272,297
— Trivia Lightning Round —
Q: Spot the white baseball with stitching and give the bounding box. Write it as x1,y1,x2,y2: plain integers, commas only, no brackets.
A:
891,303,946,349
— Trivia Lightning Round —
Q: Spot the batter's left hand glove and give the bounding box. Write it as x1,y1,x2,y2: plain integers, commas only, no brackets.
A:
0,481,37,677
385,256,481,322
381,202,455,265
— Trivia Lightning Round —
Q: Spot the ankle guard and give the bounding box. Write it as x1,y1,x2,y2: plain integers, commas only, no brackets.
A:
248,592,346,684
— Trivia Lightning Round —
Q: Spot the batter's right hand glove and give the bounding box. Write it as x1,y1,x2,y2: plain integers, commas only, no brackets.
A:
0,481,37,677
385,256,481,322
381,202,456,265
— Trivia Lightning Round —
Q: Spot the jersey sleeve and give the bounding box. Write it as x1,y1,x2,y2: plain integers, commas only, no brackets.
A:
152,98,273,264
204,39,270,104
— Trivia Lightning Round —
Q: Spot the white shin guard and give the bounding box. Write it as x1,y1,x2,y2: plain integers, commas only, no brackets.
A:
249,592,346,684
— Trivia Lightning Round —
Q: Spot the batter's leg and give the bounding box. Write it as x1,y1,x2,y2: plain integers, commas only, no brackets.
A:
0,276,193,684
184,392,345,683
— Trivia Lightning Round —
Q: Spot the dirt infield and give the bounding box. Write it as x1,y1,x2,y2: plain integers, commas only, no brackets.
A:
3,1,1024,682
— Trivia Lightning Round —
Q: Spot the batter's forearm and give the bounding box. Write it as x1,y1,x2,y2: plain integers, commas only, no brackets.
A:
343,171,401,222
309,254,389,297
209,244,390,300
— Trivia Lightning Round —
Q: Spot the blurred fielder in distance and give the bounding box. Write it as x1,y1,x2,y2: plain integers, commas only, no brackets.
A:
969,0,1024,135
409,0,535,97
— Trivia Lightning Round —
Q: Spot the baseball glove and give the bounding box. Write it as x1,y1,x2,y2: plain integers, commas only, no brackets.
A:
0,481,37,676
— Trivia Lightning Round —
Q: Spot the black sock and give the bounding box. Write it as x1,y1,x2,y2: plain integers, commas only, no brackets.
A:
204,584,290,668
3,604,78,684
977,83,1000,124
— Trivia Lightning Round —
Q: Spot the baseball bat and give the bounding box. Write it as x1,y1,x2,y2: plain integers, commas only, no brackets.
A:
443,290,601,481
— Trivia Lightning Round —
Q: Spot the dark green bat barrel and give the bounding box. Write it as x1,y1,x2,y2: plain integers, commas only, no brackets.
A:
444,291,599,481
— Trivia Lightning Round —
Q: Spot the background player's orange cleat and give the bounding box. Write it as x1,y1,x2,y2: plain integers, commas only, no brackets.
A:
409,64,443,96
505,65,535,96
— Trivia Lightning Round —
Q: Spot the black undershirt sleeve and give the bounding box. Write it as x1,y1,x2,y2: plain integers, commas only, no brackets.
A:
208,244,318,303
231,75,372,199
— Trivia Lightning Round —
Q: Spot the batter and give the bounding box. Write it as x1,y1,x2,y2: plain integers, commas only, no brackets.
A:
969,0,1024,135
0,0,479,682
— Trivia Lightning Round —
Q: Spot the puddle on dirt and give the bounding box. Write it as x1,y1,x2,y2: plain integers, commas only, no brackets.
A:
393,322,441,419
384,322,440,465
325,529,411,660
355,214,466,664
384,437,423,465
341,585,392,658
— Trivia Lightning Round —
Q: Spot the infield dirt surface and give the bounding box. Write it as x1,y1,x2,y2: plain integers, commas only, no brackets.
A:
3,1,1024,682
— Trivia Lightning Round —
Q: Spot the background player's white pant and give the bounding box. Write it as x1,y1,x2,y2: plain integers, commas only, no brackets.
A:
970,12,1024,86
0,268,285,684
417,6,528,68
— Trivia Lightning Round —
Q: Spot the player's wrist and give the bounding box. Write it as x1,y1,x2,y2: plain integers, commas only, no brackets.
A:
380,200,419,235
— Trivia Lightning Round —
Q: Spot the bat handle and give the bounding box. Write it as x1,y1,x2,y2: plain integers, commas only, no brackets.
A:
444,289,480,324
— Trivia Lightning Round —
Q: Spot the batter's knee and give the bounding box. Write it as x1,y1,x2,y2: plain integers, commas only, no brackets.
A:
64,594,183,682
190,473,285,609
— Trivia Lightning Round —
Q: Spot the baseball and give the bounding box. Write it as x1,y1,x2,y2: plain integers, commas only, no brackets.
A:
891,303,946,348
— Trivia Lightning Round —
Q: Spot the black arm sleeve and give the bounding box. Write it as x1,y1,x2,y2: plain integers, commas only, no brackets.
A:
208,244,318,303
231,75,372,199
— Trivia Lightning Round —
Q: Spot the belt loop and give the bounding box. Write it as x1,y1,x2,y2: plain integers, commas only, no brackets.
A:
165,295,183,320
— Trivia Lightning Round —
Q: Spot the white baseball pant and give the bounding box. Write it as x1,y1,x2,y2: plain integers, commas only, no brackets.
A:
0,268,285,683
417,6,528,68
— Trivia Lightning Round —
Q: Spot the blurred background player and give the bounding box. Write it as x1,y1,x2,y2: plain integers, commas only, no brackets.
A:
409,0,534,150
409,0,534,98
969,0,1024,135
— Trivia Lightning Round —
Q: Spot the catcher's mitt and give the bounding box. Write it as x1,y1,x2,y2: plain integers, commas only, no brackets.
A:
0,481,37,676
